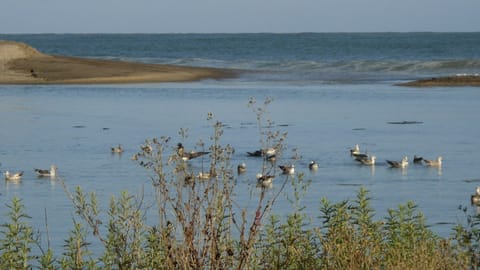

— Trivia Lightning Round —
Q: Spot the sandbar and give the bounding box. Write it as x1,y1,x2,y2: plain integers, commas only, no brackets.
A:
0,40,236,84
397,75,480,87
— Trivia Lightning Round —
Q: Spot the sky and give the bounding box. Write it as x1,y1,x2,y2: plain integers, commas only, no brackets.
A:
1,0,480,33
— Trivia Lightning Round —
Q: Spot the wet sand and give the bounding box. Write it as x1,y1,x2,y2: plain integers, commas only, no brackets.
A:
0,40,235,84
397,75,480,87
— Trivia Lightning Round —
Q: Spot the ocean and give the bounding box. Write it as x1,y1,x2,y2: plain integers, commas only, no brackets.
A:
0,33,480,252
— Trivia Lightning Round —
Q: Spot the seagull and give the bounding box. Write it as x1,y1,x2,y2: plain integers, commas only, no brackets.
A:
413,155,423,164
111,144,124,153
247,147,276,157
471,186,480,205
256,173,274,188
279,164,295,175
350,144,360,156
34,165,57,177
247,150,262,157
237,163,247,174
197,171,216,180
177,143,210,161
309,160,319,171
263,148,276,156
355,155,376,166
266,154,276,162
141,144,153,154
352,153,369,160
423,156,442,167
386,156,409,168
4,171,23,181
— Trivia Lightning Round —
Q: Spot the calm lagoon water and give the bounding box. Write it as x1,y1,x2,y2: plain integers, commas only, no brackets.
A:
1,82,480,252
1,33,480,252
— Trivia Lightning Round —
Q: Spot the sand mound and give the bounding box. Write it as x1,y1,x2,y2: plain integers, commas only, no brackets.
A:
0,40,234,84
0,40,43,61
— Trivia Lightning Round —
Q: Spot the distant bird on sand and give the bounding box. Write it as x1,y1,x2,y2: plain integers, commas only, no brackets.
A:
111,144,124,153
177,143,210,161
279,164,295,175
386,156,409,168
423,156,443,167
35,165,57,177
309,160,319,171
4,171,23,181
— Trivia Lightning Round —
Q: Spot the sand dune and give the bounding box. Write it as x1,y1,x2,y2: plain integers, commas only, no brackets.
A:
0,40,235,84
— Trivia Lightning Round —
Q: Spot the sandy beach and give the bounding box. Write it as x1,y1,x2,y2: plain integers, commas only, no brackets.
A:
0,40,235,84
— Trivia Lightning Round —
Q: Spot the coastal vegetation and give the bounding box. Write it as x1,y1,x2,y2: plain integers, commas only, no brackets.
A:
1,98,479,269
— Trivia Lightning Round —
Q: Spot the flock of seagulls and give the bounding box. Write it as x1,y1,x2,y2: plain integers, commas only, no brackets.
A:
242,146,318,188
3,165,57,182
8,141,480,208
350,144,443,169
125,141,446,189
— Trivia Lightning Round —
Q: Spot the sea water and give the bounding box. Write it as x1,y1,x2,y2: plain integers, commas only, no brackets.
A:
0,33,480,252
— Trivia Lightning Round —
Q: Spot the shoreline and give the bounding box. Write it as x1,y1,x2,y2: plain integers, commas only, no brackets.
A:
0,40,236,84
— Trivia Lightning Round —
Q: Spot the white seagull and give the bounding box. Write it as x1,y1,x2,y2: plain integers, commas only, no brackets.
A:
4,171,23,181
355,155,376,166
386,156,409,168
423,156,443,167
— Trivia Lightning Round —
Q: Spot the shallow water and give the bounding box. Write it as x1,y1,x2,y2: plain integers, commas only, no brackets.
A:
1,81,480,253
